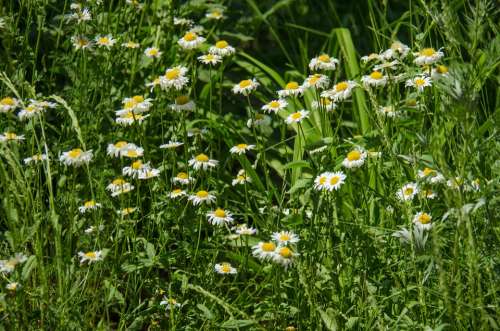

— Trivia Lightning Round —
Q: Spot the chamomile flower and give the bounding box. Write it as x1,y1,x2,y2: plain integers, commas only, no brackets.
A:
188,190,216,205
378,105,400,118
302,74,330,89
321,81,357,102
277,81,304,98
412,212,433,230
120,144,144,158
261,99,287,113
172,172,193,185
107,141,130,157
116,112,150,126
214,262,237,275
144,46,161,58
122,41,140,49
59,148,93,166
0,132,25,143
0,97,19,112
230,143,255,155
78,250,103,264
361,53,380,63
285,110,309,124
78,200,102,214
272,246,298,268
106,178,134,197
396,182,419,201
160,141,183,149
71,35,93,50
207,208,234,226
414,48,444,66
252,241,277,260
122,160,149,178
272,231,299,245
206,8,224,20
232,169,251,186
431,65,449,79
405,76,432,92
6,282,20,291
117,95,152,115
24,153,48,165
313,172,331,191
325,171,347,191
95,34,116,48
160,297,182,310
160,66,189,91
18,104,44,120
361,71,388,88
342,148,367,169
417,167,445,184
380,41,410,60
138,168,160,180
168,188,187,199
232,78,259,95
234,224,257,235
311,98,337,112
189,153,218,171
209,40,235,57
309,54,339,71
177,31,205,50
198,53,222,66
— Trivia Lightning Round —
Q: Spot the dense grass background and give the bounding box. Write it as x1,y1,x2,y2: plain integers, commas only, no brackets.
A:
0,0,499,330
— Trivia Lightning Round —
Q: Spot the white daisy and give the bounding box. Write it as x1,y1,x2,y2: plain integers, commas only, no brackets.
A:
261,99,287,114
18,104,44,120
59,148,93,167
78,251,103,264
198,53,222,66
309,54,339,71
285,110,309,124
405,76,432,92
431,65,449,80
209,40,235,57
71,35,93,50
24,153,48,165
172,172,192,185
396,182,419,201
214,262,237,275
272,231,300,245
106,178,134,197
122,160,148,178
160,297,182,310
361,53,380,63
207,208,234,226
169,95,195,112
120,144,144,158
380,41,410,60
417,168,445,184
277,81,304,98
232,169,251,186
361,71,388,88
122,41,140,49
272,246,297,268
205,8,224,20
412,212,433,230
138,168,160,180
160,66,189,91
378,105,400,118
177,31,205,50
414,48,444,66
321,81,357,102
232,78,259,95
313,171,346,191
0,97,19,113
160,140,183,149
189,153,218,170
107,141,130,157
168,188,187,199
78,200,102,214
234,224,257,235
302,74,330,90
230,143,255,155
144,47,162,58
95,34,116,48
0,132,25,143
252,241,277,260
188,190,216,205
342,149,367,169
311,98,337,112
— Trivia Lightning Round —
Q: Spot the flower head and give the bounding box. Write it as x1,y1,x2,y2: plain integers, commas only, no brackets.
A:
278,81,304,98
309,54,339,71
160,66,189,91
412,212,433,230
414,48,444,66
207,208,234,226
78,251,103,264
285,110,309,124
144,47,162,58
189,153,218,170
214,262,237,275
321,81,357,102
396,182,419,202
209,40,235,57
188,190,216,205
405,76,432,92
261,99,287,114
232,78,259,95
59,148,93,167
342,148,367,169
230,143,255,155
177,31,205,50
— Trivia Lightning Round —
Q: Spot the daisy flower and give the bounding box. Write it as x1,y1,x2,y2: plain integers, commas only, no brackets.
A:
234,224,257,235
120,144,144,158
144,47,161,58
169,95,195,112
261,99,287,114
116,112,149,126
146,77,161,91
412,212,433,230
380,41,410,60
160,66,189,91
122,160,148,178
214,262,237,275
272,231,299,245
277,81,304,98
24,153,48,165
18,104,44,120
230,143,255,155
188,190,216,205
209,40,235,57
396,182,419,201
138,168,161,180
302,74,330,90
361,53,380,63
78,200,102,214
312,98,337,112
285,110,309,124
189,153,218,170
168,188,187,199
207,208,234,226
417,167,445,184
172,172,192,185
160,140,183,149
272,246,297,268
78,251,103,264
95,34,116,48
414,48,444,66
117,95,152,115
107,141,130,157
206,8,224,20
126,0,143,9
177,31,205,50
6,282,20,291
59,148,93,167
405,76,432,92
378,105,400,118
252,241,277,260
160,297,182,310
232,169,251,186
106,178,134,197
321,81,357,102
232,78,259,95
198,53,222,66
309,54,339,71
0,97,19,113
361,71,388,88
431,65,449,80
0,132,25,143
342,148,367,169
122,41,140,49
71,35,93,50
313,171,346,191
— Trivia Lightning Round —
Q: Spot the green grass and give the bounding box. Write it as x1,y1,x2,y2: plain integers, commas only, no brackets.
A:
0,0,499,330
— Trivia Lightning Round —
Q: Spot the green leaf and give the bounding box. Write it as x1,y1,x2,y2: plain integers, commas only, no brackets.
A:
220,319,257,329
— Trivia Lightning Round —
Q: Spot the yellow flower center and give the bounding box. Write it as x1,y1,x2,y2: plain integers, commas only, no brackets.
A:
5,132,17,140
195,154,209,162
210,10,222,18
115,141,128,148
216,40,228,49
1,97,15,106
175,95,190,105
418,213,431,224
220,263,231,273
236,175,245,181
269,101,280,108
68,148,82,158
113,179,126,185
239,79,252,88
279,234,290,241
347,150,361,161
279,247,292,258
436,65,448,74
147,48,159,56
196,190,209,198
237,144,248,149
319,176,327,184
183,32,197,41
205,54,215,61
84,200,96,208
131,160,143,170
172,189,182,194
98,37,109,44
125,150,138,158
285,82,299,90
214,208,226,218
335,81,349,92
165,68,180,80
177,172,188,180
84,252,97,259
122,207,135,214
420,48,436,57
308,74,321,85
370,71,383,79
422,167,435,177
132,95,144,103
318,54,330,62
330,176,340,185
415,78,426,86
404,187,414,195
262,242,276,252
291,112,302,120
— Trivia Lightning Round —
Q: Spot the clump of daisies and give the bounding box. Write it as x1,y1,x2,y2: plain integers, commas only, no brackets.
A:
252,230,300,268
